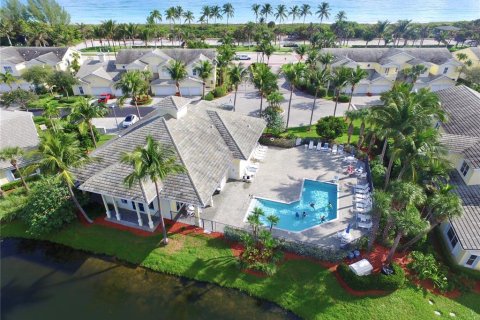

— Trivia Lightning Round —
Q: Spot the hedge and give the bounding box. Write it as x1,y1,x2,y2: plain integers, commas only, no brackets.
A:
1,175,41,191
212,86,228,98
337,262,406,291
337,94,350,103
204,92,214,101
259,136,295,148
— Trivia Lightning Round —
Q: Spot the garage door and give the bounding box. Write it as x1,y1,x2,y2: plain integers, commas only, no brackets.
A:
91,87,113,96
180,86,202,96
369,84,392,94
153,86,176,96
354,84,369,94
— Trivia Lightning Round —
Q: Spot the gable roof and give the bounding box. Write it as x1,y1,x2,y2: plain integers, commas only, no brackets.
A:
321,48,455,66
449,171,480,250
115,49,217,66
156,96,191,110
74,100,265,206
0,110,39,169
76,60,124,83
0,47,70,65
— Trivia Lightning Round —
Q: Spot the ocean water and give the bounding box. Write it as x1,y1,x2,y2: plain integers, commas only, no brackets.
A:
255,180,338,232
56,0,479,24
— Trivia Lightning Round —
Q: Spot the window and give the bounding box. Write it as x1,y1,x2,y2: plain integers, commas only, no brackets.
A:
79,86,84,95
394,68,398,73
131,201,136,210
138,203,145,212
466,255,478,266
3,66,13,73
367,64,370,67
443,67,449,74
192,69,197,76
148,202,154,210
120,199,128,204
460,161,470,176
447,226,458,249
384,67,390,74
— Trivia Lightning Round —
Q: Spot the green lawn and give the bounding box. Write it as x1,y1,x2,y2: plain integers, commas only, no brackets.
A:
27,95,85,109
281,119,363,145
2,221,478,320
97,134,116,147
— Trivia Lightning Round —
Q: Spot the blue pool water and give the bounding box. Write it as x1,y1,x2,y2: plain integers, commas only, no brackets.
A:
255,180,338,232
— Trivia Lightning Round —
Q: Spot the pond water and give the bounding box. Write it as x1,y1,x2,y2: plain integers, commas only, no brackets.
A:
1,238,298,320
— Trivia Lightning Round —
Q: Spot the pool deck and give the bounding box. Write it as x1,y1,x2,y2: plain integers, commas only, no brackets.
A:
202,146,367,248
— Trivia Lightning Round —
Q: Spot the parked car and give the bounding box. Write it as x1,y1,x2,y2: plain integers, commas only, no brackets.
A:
235,54,251,60
122,114,139,128
98,93,112,103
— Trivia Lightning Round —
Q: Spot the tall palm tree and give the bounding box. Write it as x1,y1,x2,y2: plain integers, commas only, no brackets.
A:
300,4,312,24
164,60,188,96
336,11,347,22
289,6,300,24
29,132,94,223
319,52,334,91
393,20,411,47
101,19,117,52
210,5,222,24
274,5,288,24
43,102,60,132
222,3,234,25
122,136,187,244
266,214,280,231
69,98,108,148
193,60,214,98
331,66,351,117
281,62,307,128
403,64,428,84
376,20,390,45
294,44,308,61
0,147,29,191
251,4,261,23
149,9,162,25
261,4,273,21
346,66,368,113
200,6,211,25
165,7,176,27
367,191,392,251
0,72,17,91
174,6,184,25
183,11,195,25
308,68,330,126
251,63,278,116
115,70,151,118
126,23,139,46
228,64,248,111
247,207,265,241
316,2,331,24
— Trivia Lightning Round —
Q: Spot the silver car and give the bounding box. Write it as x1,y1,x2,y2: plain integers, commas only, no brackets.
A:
122,114,139,128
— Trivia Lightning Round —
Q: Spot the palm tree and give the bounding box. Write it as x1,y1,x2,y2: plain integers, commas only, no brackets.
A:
319,52,334,91
336,11,347,22
331,66,351,117
165,7,176,27
174,6,184,25
43,102,60,132
247,207,265,240
305,50,319,69
210,5,222,24
115,70,151,118
126,23,139,46
140,27,152,46
69,98,108,148
403,64,427,84
183,11,194,25
266,214,280,231
261,4,273,21
294,44,308,61
193,60,214,98
122,136,187,244
456,53,473,79
375,20,390,45
251,4,261,23
346,66,368,113
0,147,29,191
367,191,392,251
281,62,307,128
251,63,278,116
300,4,312,24
0,72,17,91
164,60,188,96
222,3,234,25
29,132,94,223
308,68,330,126
316,2,331,24
228,64,248,111
289,6,300,24
101,19,117,52
393,20,411,47
200,6,211,25
274,5,288,24
149,9,162,25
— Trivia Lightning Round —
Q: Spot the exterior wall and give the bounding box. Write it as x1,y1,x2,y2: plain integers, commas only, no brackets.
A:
436,62,460,80
440,222,480,270
230,158,248,180
0,169,10,186
454,48,480,68
468,169,480,185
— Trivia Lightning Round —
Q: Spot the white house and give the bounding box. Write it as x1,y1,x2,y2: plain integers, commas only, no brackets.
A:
436,85,480,270
72,97,265,231
320,48,461,94
72,49,217,97
0,47,81,93
0,109,39,186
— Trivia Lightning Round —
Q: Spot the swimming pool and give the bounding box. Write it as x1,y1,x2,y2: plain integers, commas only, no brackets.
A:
251,180,338,232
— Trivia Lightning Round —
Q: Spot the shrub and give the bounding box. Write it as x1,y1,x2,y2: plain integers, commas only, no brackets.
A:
20,178,76,235
0,189,29,222
408,251,449,292
259,135,295,148
316,116,347,141
262,107,285,136
212,85,228,98
204,92,214,101
337,263,405,291
132,95,153,106
337,94,350,103
370,160,386,189
0,174,41,191
33,116,47,125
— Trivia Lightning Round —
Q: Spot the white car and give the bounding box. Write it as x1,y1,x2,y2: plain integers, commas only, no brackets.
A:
235,54,251,60
122,114,139,128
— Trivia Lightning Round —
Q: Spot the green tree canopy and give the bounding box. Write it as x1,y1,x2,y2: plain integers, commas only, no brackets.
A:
315,116,347,141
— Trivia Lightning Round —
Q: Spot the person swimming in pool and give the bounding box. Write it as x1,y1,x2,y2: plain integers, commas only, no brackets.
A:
328,202,333,209
295,212,300,219
320,215,326,223
302,211,307,218
310,202,315,209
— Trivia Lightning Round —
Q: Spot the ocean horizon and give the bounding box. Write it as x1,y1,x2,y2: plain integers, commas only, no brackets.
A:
55,0,479,24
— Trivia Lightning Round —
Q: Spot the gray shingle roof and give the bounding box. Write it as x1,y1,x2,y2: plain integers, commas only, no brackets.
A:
115,49,216,65
437,85,480,168
322,48,455,65
76,60,124,83
439,133,480,154
75,100,265,206
470,47,480,58
0,47,69,64
156,96,191,110
0,110,39,169
449,171,480,250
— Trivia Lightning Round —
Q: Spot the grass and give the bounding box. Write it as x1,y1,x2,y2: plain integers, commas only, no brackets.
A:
280,119,363,145
27,95,85,109
97,134,116,147
1,221,479,320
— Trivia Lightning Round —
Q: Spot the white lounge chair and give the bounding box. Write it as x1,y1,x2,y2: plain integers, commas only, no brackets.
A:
316,143,322,151
338,145,344,155
358,221,373,229
355,183,369,190
355,188,371,195
295,138,302,146
331,144,338,154
321,142,330,152
304,144,308,150
308,141,314,150
355,193,371,200
357,213,371,221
